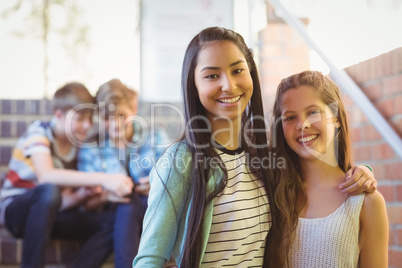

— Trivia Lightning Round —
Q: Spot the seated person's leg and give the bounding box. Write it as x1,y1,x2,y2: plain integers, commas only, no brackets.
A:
5,183,62,267
52,208,115,268
113,193,146,267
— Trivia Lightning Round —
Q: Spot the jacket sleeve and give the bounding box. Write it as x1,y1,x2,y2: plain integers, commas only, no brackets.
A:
133,142,193,267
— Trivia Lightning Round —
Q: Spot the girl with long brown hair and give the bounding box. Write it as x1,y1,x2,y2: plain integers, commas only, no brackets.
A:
268,71,388,267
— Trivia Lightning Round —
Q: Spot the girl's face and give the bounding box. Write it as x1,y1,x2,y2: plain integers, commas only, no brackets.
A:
194,40,253,129
280,85,339,164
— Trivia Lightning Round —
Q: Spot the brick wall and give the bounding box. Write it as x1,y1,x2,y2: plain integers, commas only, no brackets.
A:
343,48,402,268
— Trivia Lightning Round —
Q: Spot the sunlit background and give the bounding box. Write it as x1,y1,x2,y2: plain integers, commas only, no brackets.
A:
0,0,401,99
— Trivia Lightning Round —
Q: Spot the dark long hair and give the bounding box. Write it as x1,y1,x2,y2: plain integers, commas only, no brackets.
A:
179,26,279,267
267,70,352,266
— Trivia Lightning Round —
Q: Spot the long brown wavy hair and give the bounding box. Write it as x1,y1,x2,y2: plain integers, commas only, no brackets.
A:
179,27,280,267
266,70,353,266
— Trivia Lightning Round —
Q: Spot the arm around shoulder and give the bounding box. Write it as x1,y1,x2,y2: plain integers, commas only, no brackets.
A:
359,190,389,268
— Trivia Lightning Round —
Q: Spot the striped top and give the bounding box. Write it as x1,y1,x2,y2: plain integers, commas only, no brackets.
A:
201,147,271,267
1,119,77,200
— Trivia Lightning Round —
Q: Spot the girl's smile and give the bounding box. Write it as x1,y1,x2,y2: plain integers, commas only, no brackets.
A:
217,95,242,104
297,133,319,146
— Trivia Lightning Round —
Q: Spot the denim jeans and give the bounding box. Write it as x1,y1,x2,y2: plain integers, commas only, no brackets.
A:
5,184,114,268
113,193,147,268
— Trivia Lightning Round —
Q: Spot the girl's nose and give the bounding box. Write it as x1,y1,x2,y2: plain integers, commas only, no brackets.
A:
221,74,236,92
297,117,311,131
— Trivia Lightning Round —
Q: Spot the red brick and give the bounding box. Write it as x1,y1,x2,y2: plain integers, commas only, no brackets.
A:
383,75,402,96
393,50,402,74
349,108,368,124
373,57,383,80
372,143,395,160
357,62,366,83
389,231,394,247
353,145,372,162
389,226,397,246
362,83,382,101
260,44,282,58
395,95,402,115
345,65,359,83
375,99,395,119
384,162,402,180
350,127,363,143
341,94,354,106
389,249,402,268
292,60,310,73
285,45,309,60
397,228,402,246
363,125,382,141
366,58,377,81
390,117,402,137
377,185,394,202
387,206,402,225
382,51,393,76
261,23,284,43
397,186,402,202
369,164,384,180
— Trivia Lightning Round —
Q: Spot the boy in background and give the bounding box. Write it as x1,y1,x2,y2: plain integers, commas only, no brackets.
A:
0,82,133,267
78,79,169,267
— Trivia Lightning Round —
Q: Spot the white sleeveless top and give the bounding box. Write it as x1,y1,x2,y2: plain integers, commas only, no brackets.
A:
201,148,271,267
286,193,365,268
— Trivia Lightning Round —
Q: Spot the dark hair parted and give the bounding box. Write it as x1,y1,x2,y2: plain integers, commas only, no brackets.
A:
52,82,94,112
179,26,279,267
268,70,352,266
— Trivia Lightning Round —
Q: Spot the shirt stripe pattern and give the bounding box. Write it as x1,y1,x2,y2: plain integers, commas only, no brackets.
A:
201,149,271,268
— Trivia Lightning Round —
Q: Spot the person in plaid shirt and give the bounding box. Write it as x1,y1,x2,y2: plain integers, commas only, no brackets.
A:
77,79,169,268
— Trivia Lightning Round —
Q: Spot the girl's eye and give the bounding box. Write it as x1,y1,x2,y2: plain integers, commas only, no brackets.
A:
282,115,295,122
233,69,244,74
309,110,321,116
205,74,218,79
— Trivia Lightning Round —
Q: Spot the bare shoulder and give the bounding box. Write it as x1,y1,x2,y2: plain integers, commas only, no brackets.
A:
363,190,386,210
361,190,387,222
